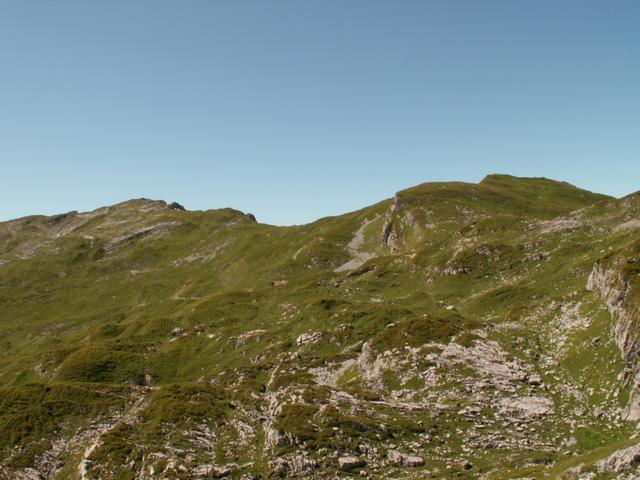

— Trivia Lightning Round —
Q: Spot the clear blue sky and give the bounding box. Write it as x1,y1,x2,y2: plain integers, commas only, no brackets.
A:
1,1,638,225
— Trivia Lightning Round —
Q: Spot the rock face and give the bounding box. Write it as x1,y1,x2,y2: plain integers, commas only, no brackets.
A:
495,396,555,419
381,194,402,249
587,262,638,362
268,455,317,477
588,261,640,420
597,443,640,473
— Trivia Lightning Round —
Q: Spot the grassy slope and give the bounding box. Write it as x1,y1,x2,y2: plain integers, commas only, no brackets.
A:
1,176,639,479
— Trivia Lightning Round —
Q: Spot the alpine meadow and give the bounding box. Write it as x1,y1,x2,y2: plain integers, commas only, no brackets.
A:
2,175,640,478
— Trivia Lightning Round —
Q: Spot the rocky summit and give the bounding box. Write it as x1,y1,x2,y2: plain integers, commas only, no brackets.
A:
1,174,640,479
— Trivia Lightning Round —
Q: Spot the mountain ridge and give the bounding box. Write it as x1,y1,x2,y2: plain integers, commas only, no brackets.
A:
0,173,613,228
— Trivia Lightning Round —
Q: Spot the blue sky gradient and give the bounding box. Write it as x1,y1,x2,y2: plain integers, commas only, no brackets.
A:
1,1,638,225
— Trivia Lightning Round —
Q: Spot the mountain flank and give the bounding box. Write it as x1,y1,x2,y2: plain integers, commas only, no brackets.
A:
1,175,640,479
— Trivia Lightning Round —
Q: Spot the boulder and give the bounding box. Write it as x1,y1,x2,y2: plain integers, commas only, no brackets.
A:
338,456,365,471
171,327,185,337
388,450,424,467
192,465,215,477
213,464,237,477
527,374,542,385
296,331,324,346
405,455,425,467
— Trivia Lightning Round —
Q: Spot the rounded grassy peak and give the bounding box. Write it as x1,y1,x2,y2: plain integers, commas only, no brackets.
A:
479,173,611,215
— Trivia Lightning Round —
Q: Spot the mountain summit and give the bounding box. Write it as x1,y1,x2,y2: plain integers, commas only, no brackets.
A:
1,175,640,478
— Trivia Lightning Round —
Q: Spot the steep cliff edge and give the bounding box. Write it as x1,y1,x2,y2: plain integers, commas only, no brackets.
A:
588,248,640,420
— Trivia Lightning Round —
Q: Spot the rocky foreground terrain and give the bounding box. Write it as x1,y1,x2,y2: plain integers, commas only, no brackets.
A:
1,174,640,479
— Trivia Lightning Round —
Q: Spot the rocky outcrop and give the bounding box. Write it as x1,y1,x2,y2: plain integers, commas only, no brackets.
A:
236,329,267,347
588,261,640,420
381,195,401,249
104,221,179,253
192,464,240,478
597,443,640,473
263,394,286,450
78,395,150,480
338,456,365,471
587,262,637,362
388,450,424,467
494,396,555,419
269,455,317,477
167,202,186,211
296,331,324,346
4,468,42,480
440,340,531,388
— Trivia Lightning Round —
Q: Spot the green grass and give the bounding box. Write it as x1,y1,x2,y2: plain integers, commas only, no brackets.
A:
0,176,638,478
